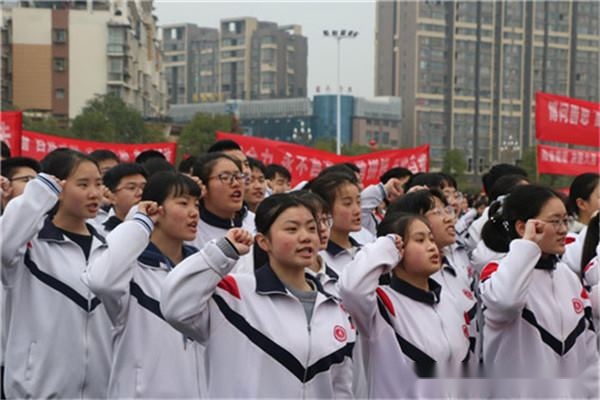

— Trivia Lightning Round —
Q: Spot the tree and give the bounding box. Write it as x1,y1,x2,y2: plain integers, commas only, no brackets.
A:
313,138,336,153
442,149,467,176
71,94,164,143
23,115,71,136
177,112,234,159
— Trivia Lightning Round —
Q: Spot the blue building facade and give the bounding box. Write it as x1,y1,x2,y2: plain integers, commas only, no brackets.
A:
312,94,354,145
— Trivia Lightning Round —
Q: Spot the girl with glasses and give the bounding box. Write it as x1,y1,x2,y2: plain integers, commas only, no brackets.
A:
189,153,255,250
479,184,598,398
161,194,355,398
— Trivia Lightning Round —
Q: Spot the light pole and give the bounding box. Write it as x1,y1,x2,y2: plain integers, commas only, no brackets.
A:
323,29,358,155
292,120,313,145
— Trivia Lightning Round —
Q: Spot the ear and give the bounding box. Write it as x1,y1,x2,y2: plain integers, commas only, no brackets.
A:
515,220,526,237
254,232,271,253
575,197,588,213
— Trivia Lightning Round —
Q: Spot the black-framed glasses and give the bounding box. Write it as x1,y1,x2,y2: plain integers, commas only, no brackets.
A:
317,216,333,228
542,218,569,230
115,183,146,193
209,172,248,185
9,175,36,183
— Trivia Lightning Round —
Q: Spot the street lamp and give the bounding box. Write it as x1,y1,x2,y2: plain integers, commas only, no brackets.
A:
292,120,312,144
323,29,358,155
500,134,521,164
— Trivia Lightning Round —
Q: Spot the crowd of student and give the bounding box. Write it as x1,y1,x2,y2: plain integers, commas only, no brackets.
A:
0,138,598,399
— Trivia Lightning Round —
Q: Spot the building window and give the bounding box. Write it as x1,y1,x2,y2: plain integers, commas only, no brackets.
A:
53,58,66,72
55,88,65,99
53,29,67,43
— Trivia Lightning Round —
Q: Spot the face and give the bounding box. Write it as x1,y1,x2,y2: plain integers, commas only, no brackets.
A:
98,159,119,176
424,196,456,249
400,219,441,278
223,149,251,176
8,166,37,198
245,167,266,208
203,158,245,218
316,210,332,250
156,193,200,242
269,173,290,194
522,197,568,255
258,206,320,270
59,161,103,220
111,174,147,218
331,183,362,233
442,185,462,215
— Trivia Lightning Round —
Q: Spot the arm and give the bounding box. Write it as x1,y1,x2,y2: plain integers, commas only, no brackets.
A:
82,213,154,326
1,174,61,274
479,239,541,325
161,229,252,344
338,235,402,337
360,184,386,236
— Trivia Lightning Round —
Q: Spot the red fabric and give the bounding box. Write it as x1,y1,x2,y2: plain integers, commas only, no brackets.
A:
581,287,590,300
217,275,241,299
375,287,396,317
564,236,576,245
216,132,429,187
480,262,500,282
0,111,22,156
535,92,600,147
537,144,600,176
583,262,595,275
21,130,177,164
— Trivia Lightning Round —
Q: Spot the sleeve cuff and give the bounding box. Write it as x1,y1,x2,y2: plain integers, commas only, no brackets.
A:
133,213,154,235
217,237,241,260
37,173,61,195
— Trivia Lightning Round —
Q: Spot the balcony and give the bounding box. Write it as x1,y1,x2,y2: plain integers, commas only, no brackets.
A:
107,43,128,55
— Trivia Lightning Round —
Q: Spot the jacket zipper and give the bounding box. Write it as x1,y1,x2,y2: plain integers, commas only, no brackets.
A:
81,259,91,398
302,323,312,400
550,270,564,355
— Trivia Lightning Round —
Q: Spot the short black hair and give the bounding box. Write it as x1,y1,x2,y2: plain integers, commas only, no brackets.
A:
1,157,41,179
41,148,98,180
135,149,166,164
380,167,412,184
309,171,360,208
192,152,241,183
481,163,527,195
178,155,197,174
207,140,241,153
388,188,447,216
405,173,450,191
102,163,147,192
488,174,529,202
142,157,175,178
248,157,266,175
89,149,119,164
142,171,201,205
342,162,360,174
1,141,11,159
265,163,291,181
568,173,599,217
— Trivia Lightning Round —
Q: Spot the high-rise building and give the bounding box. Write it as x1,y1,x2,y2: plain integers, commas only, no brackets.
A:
161,23,219,105
3,0,166,119
220,17,307,102
375,0,599,170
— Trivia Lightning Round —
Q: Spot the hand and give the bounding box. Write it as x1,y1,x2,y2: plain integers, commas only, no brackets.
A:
0,175,10,194
384,178,405,202
226,228,253,255
190,176,206,199
387,234,404,260
137,200,160,223
523,219,546,245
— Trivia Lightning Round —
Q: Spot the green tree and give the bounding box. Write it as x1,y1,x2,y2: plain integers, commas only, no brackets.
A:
313,138,336,153
342,142,373,156
177,112,234,159
71,94,164,143
442,149,467,176
23,115,71,136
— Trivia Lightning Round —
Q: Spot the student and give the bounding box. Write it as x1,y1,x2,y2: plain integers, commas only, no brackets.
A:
245,157,267,213
178,155,197,176
580,212,599,288
190,152,254,249
161,194,355,398
0,140,10,160
310,171,363,274
293,190,338,293
388,189,477,355
339,213,472,398
479,184,598,398
97,163,148,234
135,149,166,164
0,156,40,211
82,171,204,398
207,140,251,175
265,163,291,194
0,149,112,398
89,149,120,176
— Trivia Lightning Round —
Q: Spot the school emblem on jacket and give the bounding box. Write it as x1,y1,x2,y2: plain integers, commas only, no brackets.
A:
333,325,347,342
572,298,584,314
462,289,474,300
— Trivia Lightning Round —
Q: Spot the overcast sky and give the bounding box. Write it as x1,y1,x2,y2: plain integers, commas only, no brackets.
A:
154,0,376,98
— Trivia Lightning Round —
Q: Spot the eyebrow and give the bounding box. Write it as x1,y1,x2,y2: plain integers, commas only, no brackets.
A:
410,231,429,239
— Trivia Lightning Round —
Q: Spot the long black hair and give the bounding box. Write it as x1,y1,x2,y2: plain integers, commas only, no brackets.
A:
580,213,599,275
481,185,561,253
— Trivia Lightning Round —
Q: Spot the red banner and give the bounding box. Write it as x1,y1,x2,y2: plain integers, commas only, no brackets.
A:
216,132,429,186
0,111,23,156
21,130,177,164
537,144,600,176
535,92,600,147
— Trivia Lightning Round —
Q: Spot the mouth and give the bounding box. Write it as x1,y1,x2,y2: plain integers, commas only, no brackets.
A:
430,254,440,264
296,246,315,258
187,221,198,233
86,203,99,212
446,226,456,236
352,218,362,226
231,190,243,202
